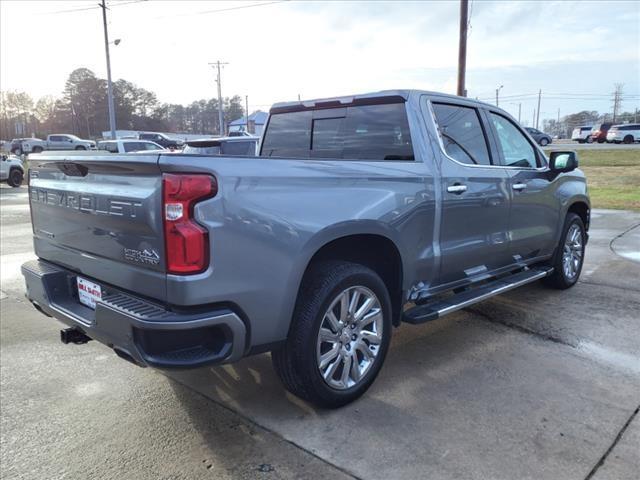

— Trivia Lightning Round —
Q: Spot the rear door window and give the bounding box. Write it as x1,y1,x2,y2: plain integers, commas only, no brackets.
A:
432,103,492,166
261,102,414,160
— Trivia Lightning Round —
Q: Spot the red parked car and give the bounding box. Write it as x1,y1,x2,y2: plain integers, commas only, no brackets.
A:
589,123,613,143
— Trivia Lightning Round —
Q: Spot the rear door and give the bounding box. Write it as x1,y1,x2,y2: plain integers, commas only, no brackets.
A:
485,110,560,262
427,98,513,287
28,153,167,300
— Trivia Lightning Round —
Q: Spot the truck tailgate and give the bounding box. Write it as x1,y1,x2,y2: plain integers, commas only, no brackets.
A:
28,153,167,301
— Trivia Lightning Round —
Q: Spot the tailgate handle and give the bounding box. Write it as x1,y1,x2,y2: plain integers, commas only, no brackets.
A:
57,162,89,177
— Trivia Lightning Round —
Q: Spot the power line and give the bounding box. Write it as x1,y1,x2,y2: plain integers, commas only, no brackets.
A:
154,1,288,19
36,0,146,16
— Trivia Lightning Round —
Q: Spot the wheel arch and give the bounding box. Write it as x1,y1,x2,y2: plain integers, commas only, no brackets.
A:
567,199,590,232
293,224,405,327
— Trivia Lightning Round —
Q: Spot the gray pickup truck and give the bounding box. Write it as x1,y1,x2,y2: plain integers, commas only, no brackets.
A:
22,90,589,407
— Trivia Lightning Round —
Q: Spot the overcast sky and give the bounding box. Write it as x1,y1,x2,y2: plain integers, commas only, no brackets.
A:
1,0,638,125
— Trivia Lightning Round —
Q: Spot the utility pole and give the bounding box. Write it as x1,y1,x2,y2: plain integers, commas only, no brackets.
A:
100,0,117,139
533,108,536,127
245,95,249,134
535,89,542,129
209,61,229,136
496,85,503,106
611,83,624,122
456,0,468,97
557,108,561,137
518,103,521,123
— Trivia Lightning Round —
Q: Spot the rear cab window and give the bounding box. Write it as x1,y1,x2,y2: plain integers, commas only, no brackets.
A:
221,140,257,156
260,101,414,161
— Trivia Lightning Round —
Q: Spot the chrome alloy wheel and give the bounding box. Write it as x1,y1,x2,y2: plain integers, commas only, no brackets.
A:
316,286,384,390
562,223,583,280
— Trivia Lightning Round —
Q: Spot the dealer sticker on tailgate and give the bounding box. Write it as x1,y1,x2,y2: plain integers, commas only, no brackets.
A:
77,277,102,309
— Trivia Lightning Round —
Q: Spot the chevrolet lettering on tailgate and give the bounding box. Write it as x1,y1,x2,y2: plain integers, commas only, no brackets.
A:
30,188,143,218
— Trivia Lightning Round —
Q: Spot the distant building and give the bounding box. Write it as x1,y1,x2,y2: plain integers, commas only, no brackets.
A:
229,111,268,136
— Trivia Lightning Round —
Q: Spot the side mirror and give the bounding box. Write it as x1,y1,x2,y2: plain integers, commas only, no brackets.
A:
549,151,578,173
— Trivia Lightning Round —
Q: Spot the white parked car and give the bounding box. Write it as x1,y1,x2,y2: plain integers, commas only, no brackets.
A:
97,139,165,153
21,134,96,153
0,153,25,187
606,124,640,144
571,126,593,143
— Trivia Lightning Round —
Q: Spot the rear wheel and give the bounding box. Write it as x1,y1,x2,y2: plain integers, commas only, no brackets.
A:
586,136,593,144
623,135,634,144
7,169,23,188
539,138,549,146
272,261,392,408
75,146,86,150
32,146,43,153
544,213,586,289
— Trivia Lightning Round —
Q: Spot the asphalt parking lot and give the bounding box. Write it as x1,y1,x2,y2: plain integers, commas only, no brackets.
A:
1,184,638,480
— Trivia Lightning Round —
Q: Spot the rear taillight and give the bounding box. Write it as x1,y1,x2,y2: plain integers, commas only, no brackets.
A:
163,173,217,274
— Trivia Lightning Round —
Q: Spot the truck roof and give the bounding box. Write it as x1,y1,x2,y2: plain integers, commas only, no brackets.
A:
270,89,494,113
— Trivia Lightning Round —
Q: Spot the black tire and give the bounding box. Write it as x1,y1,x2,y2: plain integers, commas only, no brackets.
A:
544,213,586,290
272,261,392,408
32,146,43,153
539,138,549,146
597,137,605,143
75,146,86,150
623,135,634,144
586,136,593,144
7,169,23,188
13,147,23,156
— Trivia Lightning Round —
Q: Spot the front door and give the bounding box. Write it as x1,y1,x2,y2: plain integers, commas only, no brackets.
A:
486,111,560,262
428,99,513,287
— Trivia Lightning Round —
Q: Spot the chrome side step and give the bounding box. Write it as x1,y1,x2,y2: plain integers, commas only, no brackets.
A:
402,266,553,325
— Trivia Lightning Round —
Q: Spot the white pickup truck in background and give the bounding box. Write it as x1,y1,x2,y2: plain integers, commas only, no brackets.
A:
22,134,96,154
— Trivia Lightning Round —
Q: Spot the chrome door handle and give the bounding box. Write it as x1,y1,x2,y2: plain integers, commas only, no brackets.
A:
447,184,468,194
512,183,527,191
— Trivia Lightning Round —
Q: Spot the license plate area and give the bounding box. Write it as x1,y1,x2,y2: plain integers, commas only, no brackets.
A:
77,276,102,310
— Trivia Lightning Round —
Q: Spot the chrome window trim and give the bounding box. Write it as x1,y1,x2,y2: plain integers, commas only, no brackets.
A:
423,95,549,172
424,97,549,172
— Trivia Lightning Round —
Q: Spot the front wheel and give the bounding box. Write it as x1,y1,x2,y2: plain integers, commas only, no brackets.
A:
544,213,586,289
586,136,593,144
7,169,23,187
623,135,634,144
74,146,86,151
539,138,549,146
272,261,392,408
